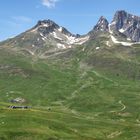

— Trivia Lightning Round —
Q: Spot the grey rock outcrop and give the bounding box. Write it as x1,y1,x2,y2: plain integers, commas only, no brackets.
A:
93,16,109,32
110,10,140,42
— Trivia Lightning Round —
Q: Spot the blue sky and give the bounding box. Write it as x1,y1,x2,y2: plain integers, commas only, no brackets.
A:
0,0,140,41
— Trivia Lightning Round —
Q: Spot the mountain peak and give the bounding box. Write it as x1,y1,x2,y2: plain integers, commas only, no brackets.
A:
110,10,140,41
93,16,109,32
112,10,128,29
115,10,127,15
31,19,75,37
36,19,59,29
100,16,107,20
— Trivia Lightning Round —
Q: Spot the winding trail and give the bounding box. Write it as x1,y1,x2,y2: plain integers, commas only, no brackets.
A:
67,81,91,100
110,100,126,113
40,49,70,59
107,131,122,139
118,100,126,111
91,70,115,83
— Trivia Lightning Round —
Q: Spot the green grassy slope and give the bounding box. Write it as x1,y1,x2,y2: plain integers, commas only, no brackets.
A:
0,39,140,140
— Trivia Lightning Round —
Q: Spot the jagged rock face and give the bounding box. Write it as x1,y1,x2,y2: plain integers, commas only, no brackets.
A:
60,27,73,37
1,10,140,56
33,19,73,37
93,16,109,32
31,19,89,48
111,10,128,30
110,10,140,42
0,19,90,55
37,20,59,29
36,20,59,35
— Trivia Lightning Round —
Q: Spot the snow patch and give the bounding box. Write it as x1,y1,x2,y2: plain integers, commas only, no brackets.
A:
74,36,89,45
42,38,45,41
40,33,47,41
32,44,35,47
40,33,44,37
121,42,133,46
57,34,89,45
31,23,49,33
111,35,133,46
119,28,125,33
30,22,52,33
57,43,66,49
127,38,131,41
58,27,63,32
96,47,100,50
42,35,47,41
30,28,37,32
42,23,49,27
51,32,63,40
65,35,76,44
106,41,111,47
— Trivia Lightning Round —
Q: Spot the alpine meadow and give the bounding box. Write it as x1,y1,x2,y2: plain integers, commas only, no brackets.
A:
0,2,140,139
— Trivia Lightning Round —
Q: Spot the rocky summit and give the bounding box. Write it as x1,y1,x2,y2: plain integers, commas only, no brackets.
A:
33,19,74,37
110,10,140,42
93,16,109,32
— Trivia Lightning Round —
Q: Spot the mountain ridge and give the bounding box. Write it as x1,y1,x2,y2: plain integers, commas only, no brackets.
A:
2,10,140,40
1,10,140,58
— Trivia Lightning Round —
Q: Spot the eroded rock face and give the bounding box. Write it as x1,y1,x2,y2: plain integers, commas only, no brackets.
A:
93,16,109,32
34,19,74,37
110,10,140,42
34,20,59,36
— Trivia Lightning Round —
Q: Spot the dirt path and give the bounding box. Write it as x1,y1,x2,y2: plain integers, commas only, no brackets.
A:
110,100,126,113
91,70,115,83
67,81,91,100
118,100,126,111
107,131,122,138
40,49,70,59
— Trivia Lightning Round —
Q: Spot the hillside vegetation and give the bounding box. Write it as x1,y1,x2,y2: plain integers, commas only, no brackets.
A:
0,37,140,140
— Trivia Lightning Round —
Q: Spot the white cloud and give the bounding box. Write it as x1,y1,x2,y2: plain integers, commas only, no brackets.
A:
42,0,59,8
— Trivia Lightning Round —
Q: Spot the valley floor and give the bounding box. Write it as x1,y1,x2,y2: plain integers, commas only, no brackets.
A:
0,46,140,140
0,103,140,140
